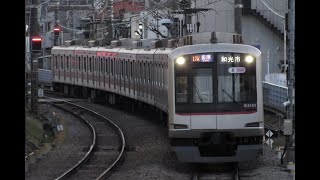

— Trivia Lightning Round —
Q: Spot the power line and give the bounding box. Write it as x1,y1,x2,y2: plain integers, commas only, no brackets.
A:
259,0,285,19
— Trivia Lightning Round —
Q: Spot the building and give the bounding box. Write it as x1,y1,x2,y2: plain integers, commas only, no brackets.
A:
180,0,288,78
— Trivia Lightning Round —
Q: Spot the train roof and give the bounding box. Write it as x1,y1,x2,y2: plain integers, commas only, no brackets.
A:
168,43,261,60
54,31,246,51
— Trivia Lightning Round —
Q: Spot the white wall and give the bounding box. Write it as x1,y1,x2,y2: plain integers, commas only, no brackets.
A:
242,15,285,77
190,0,287,78
191,0,235,33
251,0,288,32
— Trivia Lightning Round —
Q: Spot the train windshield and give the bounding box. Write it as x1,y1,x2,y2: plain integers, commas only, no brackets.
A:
174,53,257,113
217,53,257,104
193,68,213,103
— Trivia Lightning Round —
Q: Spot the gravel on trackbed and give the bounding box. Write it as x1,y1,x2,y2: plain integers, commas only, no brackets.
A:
25,104,92,180
76,102,294,180
25,101,294,180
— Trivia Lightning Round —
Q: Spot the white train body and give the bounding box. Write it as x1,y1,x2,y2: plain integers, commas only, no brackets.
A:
51,32,263,163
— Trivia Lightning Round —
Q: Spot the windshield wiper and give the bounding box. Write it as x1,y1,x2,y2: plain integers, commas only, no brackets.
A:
194,85,203,103
222,89,239,103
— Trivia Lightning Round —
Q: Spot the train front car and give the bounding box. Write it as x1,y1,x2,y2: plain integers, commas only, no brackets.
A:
168,43,263,163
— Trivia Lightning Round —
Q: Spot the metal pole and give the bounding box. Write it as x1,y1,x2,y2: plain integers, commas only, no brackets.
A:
29,0,40,115
54,1,60,46
284,19,287,72
234,0,242,34
285,0,295,167
73,10,75,39
156,10,159,39
267,49,270,76
288,0,295,121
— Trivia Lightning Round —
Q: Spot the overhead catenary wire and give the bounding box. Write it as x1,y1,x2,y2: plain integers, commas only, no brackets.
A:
259,0,285,19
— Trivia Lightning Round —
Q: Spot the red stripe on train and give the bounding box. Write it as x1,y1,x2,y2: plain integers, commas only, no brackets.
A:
176,111,257,116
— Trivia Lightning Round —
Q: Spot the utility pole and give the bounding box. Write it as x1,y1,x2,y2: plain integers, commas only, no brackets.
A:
173,0,210,36
234,0,243,34
73,10,75,39
156,10,159,39
105,0,113,43
29,0,40,115
285,0,295,166
54,1,60,45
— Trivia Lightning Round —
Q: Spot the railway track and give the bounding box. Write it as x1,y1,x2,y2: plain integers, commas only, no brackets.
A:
192,163,239,180
45,97,126,180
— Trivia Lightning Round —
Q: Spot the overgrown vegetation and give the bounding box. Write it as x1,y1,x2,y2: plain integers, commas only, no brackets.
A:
25,110,55,148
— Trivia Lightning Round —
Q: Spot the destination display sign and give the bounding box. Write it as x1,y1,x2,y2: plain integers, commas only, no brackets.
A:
192,54,213,63
218,53,241,64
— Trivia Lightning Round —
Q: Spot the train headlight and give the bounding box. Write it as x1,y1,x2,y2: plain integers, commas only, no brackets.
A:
245,55,254,63
176,57,186,65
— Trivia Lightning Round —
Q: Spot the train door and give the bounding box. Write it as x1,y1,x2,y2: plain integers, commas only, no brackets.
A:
102,57,105,89
76,55,80,85
174,55,217,129
81,55,84,85
63,54,66,82
86,56,89,86
67,55,71,83
146,62,150,102
189,66,217,129
101,57,104,89
131,60,136,98
110,58,114,91
57,55,60,81
105,57,110,90
71,54,75,85
125,60,128,94
94,55,97,87
52,55,57,81
100,56,103,89
94,56,97,88
88,56,92,87
119,59,123,93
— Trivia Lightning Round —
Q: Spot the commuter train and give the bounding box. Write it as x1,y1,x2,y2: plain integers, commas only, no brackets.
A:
51,32,264,163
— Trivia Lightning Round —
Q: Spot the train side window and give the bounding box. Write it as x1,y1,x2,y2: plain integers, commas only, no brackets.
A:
94,57,100,73
84,57,87,72
99,57,103,73
121,60,124,77
125,60,128,79
77,56,80,71
111,59,113,75
143,62,145,82
113,59,119,76
55,55,58,69
95,57,97,73
140,61,142,81
147,63,149,83
130,61,133,78
102,57,104,73
80,56,82,71
88,57,92,72
144,63,146,83
93,57,95,72
153,63,158,86
106,57,109,74
121,60,124,78
163,63,168,89
159,64,161,86
159,64,161,87
123,60,126,78
66,56,69,70
175,64,188,103
61,55,63,69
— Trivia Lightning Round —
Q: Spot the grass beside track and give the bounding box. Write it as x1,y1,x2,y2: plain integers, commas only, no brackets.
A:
25,110,44,146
